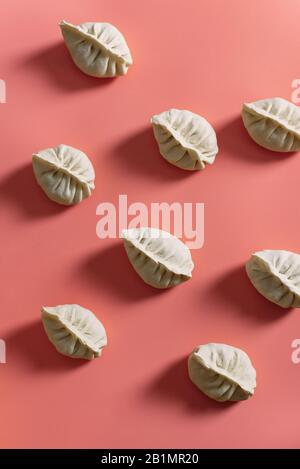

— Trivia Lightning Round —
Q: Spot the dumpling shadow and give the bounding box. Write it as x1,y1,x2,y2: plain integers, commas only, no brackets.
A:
142,357,235,414
210,264,291,323
217,116,298,164
5,320,89,372
0,163,68,219
80,242,170,302
21,42,115,92
112,127,199,182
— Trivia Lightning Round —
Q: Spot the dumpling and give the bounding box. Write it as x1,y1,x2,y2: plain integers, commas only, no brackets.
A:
122,227,194,288
32,144,95,205
242,97,300,152
151,109,218,170
188,343,256,402
41,304,107,360
246,250,300,308
60,20,133,77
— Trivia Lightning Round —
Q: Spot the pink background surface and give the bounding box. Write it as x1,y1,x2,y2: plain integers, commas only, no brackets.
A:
1,0,300,449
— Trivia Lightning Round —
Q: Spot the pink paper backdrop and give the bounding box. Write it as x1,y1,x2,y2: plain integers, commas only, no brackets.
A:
1,0,300,449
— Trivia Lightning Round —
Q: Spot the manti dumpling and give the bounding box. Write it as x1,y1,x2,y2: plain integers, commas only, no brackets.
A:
41,304,107,360
32,144,95,205
242,97,300,152
246,250,300,308
60,20,133,77
122,227,194,288
188,343,256,402
151,109,218,170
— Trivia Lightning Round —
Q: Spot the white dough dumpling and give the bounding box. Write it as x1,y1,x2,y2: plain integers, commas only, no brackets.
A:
151,109,218,170
122,227,194,289
246,250,300,308
60,20,133,77
188,343,256,402
41,304,107,360
32,144,95,205
242,97,300,152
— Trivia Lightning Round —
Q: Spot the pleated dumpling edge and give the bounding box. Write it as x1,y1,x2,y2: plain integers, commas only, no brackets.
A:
151,109,218,171
246,249,300,308
188,343,256,402
242,97,300,152
32,144,95,205
60,20,133,78
122,227,194,288
41,304,107,360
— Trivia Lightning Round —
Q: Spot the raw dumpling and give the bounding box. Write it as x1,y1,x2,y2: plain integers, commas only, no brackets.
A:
60,20,133,77
246,250,300,308
32,144,95,205
151,109,218,170
188,343,256,402
122,227,194,288
41,304,107,360
242,97,300,152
